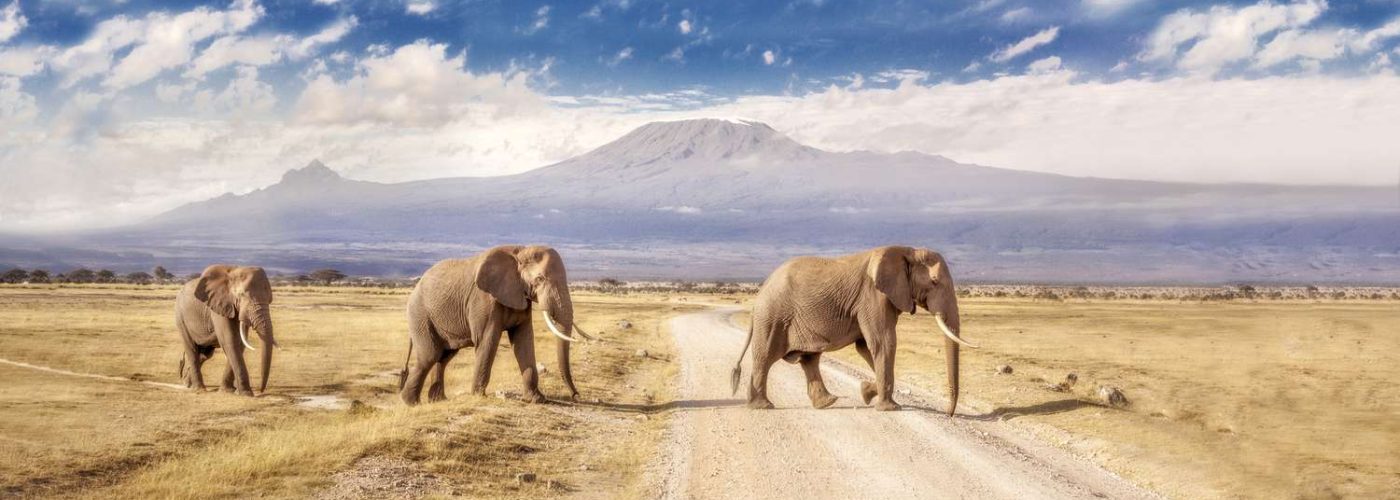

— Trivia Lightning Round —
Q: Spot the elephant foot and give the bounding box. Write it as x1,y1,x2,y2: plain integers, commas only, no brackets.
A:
221,385,236,394
810,392,839,409
427,387,447,402
746,398,775,410
874,397,902,412
522,391,547,404
237,388,255,397
400,393,421,406
859,382,877,405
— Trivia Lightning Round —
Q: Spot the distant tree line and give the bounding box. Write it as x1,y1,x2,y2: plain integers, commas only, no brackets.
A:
0,265,187,285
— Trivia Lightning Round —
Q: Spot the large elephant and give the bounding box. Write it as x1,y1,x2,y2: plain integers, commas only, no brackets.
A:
399,245,595,406
730,246,978,414
174,265,278,396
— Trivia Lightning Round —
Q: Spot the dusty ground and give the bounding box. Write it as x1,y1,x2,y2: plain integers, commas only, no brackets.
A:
3,285,1395,499
650,306,1152,499
0,284,690,499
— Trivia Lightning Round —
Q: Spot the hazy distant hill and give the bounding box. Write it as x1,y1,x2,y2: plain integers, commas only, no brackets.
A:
4,119,1398,283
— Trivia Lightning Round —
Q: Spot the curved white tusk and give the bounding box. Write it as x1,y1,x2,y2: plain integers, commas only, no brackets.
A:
935,313,979,349
239,321,257,351
572,324,598,340
542,311,580,342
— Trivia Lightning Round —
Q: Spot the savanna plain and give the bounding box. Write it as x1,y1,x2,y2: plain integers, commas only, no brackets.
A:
0,284,1396,499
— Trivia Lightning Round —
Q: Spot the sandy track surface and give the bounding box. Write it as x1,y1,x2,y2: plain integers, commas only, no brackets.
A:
653,307,1155,500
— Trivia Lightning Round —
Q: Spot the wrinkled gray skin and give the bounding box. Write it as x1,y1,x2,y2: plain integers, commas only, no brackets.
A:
731,246,967,415
174,265,278,396
399,245,580,405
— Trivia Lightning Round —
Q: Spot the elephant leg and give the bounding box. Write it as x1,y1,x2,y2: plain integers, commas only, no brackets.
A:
400,306,439,405
746,321,782,409
855,340,878,405
176,320,201,390
858,317,900,411
221,364,236,393
507,324,546,403
427,349,458,402
799,353,838,409
189,347,212,391
470,320,505,396
214,318,254,397
869,340,900,411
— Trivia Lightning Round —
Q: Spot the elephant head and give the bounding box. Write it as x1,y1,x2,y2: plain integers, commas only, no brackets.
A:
195,265,278,393
868,246,978,416
474,246,593,399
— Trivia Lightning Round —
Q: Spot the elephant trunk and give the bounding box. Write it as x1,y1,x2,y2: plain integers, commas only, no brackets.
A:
250,304,276,393
933,302,965,417
545,291,580,400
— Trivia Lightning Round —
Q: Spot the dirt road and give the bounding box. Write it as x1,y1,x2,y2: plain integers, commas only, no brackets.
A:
653,307,1155,500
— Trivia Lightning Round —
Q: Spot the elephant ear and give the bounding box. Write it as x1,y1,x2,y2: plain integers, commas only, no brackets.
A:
194,265,238,318
867,247,915,314
475,248,529,310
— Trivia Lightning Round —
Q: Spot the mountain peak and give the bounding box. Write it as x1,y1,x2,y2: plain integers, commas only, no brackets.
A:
575,118,819,167
279,160,344,186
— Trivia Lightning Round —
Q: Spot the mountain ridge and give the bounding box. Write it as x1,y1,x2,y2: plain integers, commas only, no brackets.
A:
5,118,1395,282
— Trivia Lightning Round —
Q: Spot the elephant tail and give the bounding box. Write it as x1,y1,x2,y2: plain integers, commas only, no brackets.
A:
731,324,753,395
398,338,411,391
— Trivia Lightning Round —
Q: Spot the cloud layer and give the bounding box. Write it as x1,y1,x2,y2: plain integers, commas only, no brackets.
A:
0,0,1399,229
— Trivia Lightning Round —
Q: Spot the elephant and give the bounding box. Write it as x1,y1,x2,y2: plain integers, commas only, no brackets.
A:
398,245,596,406
730,246,977,415
174,265,279,396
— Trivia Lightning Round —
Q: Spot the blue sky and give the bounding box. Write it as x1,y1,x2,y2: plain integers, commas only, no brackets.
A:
9,0,1400,97
2,0,1400,228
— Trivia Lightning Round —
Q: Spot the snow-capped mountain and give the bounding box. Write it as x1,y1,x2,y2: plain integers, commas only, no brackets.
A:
7,119,1398,282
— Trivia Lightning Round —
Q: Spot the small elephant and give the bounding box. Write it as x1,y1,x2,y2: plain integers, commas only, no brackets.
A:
174,265,278,396
399,245,595,405
731,246,977,414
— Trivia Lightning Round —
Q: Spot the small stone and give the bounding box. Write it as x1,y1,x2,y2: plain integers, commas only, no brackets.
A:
515,472,536,484
579,464,591,471
635,349,649,358
617,320,633,329
546,480,563,490
1097,385,1130,407
536,363,549,375
996,364,1013,375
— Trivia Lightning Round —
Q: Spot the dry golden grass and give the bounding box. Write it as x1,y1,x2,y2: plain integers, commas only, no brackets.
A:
796,298,1400,499
0,284,693,499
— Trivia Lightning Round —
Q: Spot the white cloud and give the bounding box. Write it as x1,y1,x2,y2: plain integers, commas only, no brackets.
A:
679,19,692,34
0,0,25,43
0,45,54,77
989,26,1059,63
1000,7,1031,24
104,0,265,89
313,0,340,4
1026,55,1062,73
693,73,1400,188
50,16,150,87
1254,28,1351,69
521,5,550,34
762,50,775,65
406,0,435,15
962,61,981,72
194,65,276,114
185,35,283,78
184,16,356,78
1082,0,1142,18
0,75,36,126
294,40,545,127
607,46,634,67
1140,0,1326,74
